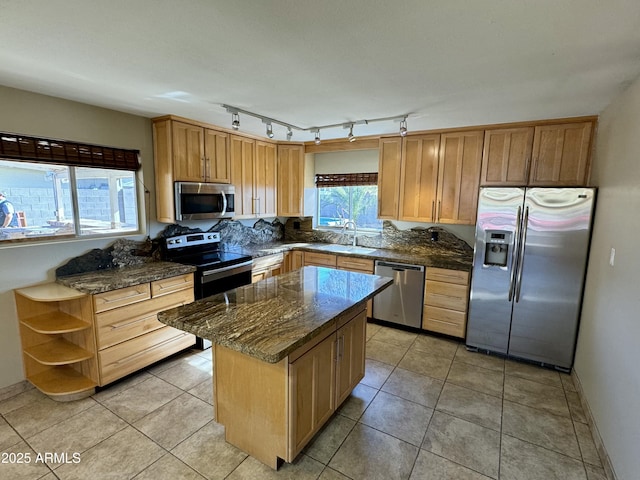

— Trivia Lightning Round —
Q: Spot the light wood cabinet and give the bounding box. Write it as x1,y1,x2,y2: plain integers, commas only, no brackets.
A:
423,267,470,338
284,250,304,272
255,141,278,217
481,127,534,186
377,137,403,219
252,253,285,283
277,144,305,217
398,134,440,222
15,284,98,400
529,122,592,186
335,310,366,405
303,251,337,268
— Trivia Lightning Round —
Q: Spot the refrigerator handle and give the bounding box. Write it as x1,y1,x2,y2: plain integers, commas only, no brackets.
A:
515,206,529,302
508,205,522,301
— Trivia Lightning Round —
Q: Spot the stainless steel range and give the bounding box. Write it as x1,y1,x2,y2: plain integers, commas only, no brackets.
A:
162,232,253,348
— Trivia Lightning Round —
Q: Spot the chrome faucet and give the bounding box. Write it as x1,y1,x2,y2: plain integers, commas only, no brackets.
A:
342,220,357,247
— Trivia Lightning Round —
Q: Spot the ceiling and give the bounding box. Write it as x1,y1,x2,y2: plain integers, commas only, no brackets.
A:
2,0,640,142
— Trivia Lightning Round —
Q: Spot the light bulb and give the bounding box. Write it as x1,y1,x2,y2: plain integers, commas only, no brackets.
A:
231,113,240,131
314,131,321,145
266,123,274,138
399,119,408,137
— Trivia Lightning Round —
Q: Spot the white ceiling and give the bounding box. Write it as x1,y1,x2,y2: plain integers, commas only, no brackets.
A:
2,0,640,142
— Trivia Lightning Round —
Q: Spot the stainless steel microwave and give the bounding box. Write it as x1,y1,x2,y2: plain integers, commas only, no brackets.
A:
174,182,235,221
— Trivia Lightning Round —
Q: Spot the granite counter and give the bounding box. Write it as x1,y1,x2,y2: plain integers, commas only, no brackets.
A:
157,266,392,363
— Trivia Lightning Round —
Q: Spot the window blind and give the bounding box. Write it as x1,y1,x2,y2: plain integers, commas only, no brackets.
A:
0,132,140,171
315,172,378,187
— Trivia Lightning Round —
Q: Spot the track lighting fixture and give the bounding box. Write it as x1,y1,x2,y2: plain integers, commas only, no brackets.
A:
399,118,408,137
348,124,356,142
286,128,293,141
314,130,321,145
231,113,240,131
266,122,274,138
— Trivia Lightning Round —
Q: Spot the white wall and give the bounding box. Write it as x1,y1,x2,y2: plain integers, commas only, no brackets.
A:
574,76,640,480
0,86,160,388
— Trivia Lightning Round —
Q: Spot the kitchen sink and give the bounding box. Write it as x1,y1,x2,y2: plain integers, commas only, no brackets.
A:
315,244,377,255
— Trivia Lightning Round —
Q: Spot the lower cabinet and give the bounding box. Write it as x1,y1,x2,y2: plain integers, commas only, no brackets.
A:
251,253,284,283
284,250,304,272
214,306,366,468
422,268,470,338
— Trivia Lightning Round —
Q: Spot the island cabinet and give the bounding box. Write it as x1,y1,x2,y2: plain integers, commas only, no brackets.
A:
15,284,98,400
422,268,470,338
214,307,366,468
94,274,196,385
277,144,305,217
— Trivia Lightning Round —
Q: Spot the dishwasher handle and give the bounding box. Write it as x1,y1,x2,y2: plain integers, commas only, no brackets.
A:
375,261,425,272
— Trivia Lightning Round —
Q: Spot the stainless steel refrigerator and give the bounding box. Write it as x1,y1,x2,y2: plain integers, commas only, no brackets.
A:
466,187,596,370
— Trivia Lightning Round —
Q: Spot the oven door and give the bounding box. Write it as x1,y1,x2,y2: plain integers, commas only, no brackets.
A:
197,260,253,300
174,182,235,221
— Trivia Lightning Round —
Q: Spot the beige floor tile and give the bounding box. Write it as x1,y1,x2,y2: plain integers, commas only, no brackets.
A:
153,355,213,391
91,371,154,403
98,375,183,423
194,348,212,361
584,464,607,480
412,334,459,359
27,404,127,466
398,346,453,380
381,367,443,408
504,375,570,417
147,349,201,375
360,391,433,446
500,434,587,480
447,360,504,398
505,360,562,388
454,346,505,372
188,378,214,405
561,373,578,392
0,380,33,402
566,390,588,424
0,387,47,415
336,383,378,421
0,416,22,451
366,322,382,340
422,411,500,479
361,358,394,389
171,421,247,478
502,400,581,459
304,414,356,464
319,466,351,479
4,395,95,439
55,426,165,480
370,325,417,347
329,423,419,480
227,454,324,479
0,440,51,480
133,453,206,480
436,383,502,431
409,449,493,480
366,338,409,365
574,421,602,467
133,393,213,449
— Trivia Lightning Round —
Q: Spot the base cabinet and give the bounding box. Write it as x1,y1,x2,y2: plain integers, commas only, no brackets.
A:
252,253,284,283
422,268,470,338
214,307,366,469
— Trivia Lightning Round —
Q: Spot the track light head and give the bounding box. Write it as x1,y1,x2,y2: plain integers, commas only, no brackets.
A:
399,118,408,137
231,113,240,131
348,124,356,142
313,130,321,145
286,128,293,141
266,122,274,138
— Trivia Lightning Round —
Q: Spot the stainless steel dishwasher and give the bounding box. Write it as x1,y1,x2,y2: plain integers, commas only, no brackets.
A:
373,260,425,328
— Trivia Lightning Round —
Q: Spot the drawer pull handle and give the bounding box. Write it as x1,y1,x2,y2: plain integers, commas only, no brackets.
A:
112,333,188,366
101,290,146,303
157,279,188,289
430,293,460,299
110,314,156,330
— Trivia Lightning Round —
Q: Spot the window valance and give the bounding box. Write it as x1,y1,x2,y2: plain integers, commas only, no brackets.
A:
315,172,378,187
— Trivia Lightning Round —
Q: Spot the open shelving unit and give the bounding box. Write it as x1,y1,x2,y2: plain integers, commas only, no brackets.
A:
15,283,98,401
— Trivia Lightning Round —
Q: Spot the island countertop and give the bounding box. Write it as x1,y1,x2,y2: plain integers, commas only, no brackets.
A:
157,266,392,363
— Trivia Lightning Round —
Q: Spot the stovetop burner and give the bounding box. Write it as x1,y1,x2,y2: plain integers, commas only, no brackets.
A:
162,232,253,270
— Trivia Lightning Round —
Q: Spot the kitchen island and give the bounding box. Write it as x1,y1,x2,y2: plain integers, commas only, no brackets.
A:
157,266,392,468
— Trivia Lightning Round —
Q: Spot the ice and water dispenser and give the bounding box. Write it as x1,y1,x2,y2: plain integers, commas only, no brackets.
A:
484,230,512,267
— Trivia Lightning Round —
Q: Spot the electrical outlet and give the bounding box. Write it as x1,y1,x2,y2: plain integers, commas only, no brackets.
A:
609,247,616,267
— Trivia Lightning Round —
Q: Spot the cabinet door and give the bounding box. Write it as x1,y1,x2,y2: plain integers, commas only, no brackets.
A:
529,122,592,186
204,129,230,183
399,134,440,222
436,131,484,225
277,145,305,217
255,141,278,217
172,121,205,182
377,137,403,219
230,135,256,217
481,127,534,186
287,250,304,272
289,332,336,456
335,310,366,406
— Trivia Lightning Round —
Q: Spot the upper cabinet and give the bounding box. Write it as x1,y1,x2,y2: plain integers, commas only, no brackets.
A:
398,134,440,222
277,144,305,217
377,138,403,219
481,120,594,187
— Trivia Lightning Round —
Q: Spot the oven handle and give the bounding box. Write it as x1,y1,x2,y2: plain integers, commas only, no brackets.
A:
201,260,253,283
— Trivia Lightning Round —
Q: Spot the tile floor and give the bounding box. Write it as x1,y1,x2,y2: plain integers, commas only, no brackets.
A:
0,323,608,480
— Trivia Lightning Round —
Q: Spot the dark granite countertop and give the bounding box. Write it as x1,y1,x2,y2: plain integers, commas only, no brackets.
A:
56,261,197,294
223,241,473,271
157,266,392,363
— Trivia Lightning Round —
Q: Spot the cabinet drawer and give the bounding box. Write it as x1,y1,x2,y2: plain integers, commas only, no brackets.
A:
98,326,195,385
423,305,467,338
424,281,468,311
336,256,374,272
303,252,337,267
95,288,194,349
151,274,194,297
427,268,469,285
93,284,151,313
253,253,284,271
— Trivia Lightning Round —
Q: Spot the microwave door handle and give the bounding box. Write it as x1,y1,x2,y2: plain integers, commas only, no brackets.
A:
221,192,228,215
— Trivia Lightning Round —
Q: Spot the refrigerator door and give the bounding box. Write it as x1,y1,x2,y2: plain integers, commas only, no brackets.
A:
509,188,595,368
466,187,525,353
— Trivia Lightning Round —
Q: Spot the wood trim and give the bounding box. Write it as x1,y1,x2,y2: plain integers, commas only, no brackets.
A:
304,137,380,152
